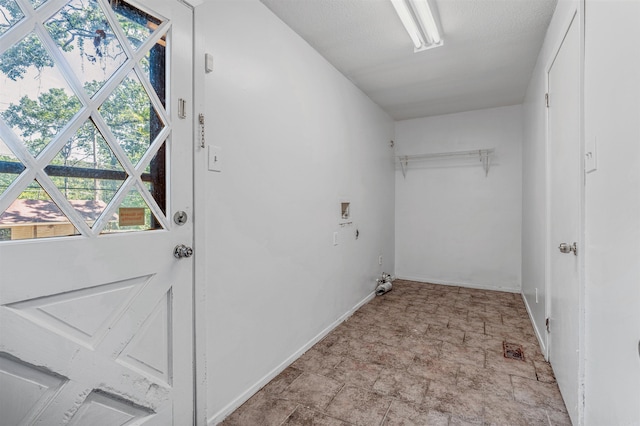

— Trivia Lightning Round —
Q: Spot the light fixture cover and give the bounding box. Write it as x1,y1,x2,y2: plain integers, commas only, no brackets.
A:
391,0,442,52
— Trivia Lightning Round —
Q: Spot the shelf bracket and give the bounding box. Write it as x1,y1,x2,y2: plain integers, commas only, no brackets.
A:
479,149,491,176
400,155,408,178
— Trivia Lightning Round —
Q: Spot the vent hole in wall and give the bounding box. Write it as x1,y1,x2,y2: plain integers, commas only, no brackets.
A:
341,202,350,220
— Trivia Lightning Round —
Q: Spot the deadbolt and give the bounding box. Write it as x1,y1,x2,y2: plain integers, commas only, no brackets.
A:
558,242,577,255
174,210,188,225
174,244,193,258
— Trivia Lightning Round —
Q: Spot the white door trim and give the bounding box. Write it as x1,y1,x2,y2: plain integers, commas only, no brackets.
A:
544,3,586,424
188,1,209,423
170,1,209,424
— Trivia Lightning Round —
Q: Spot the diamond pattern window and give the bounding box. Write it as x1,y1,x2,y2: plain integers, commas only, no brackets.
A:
0,0,169,240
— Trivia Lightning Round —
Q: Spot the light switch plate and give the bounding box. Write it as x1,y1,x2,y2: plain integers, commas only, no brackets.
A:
208,145,221,172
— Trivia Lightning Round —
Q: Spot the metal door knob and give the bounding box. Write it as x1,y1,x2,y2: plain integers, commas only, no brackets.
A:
174,244,193,258
558,242,577,255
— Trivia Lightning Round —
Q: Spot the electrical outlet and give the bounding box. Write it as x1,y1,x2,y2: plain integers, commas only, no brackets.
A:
535,288,538,303
378,255,383,265
333,232,338,246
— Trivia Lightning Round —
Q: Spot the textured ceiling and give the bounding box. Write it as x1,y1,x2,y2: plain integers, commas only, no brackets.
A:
259,0,557,120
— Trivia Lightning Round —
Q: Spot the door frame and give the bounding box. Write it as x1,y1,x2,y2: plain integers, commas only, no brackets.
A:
157,1,209,423
171,1,208,424
543,3,586,424
161,0,207,423
185,0,208,424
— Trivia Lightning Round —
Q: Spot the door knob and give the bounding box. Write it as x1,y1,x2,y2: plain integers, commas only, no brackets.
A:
174,244,193,258
558,242,577,255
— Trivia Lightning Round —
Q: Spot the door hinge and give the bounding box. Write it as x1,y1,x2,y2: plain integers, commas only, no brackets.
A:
546,317,550,333
545,93,549,108
198,113,205,149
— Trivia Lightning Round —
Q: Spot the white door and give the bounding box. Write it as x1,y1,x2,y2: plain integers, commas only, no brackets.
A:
0,0,194,424
547,11,581,423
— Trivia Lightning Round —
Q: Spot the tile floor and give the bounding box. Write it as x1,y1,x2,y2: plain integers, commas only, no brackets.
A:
221,280,571,426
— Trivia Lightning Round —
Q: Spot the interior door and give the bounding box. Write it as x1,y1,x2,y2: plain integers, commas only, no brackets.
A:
0,0,194,424
547,11,581,423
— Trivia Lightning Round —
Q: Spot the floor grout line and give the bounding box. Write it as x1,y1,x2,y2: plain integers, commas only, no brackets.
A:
379,400,393,426
277,404,300,426
322,382,345,413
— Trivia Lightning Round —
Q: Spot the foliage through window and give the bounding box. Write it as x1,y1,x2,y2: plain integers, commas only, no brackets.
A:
0,0,168,239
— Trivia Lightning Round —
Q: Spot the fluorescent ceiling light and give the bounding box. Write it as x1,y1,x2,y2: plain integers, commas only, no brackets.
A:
390,0,442,52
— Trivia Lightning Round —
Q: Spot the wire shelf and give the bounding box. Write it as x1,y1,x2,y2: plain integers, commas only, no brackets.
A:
396,148,495,178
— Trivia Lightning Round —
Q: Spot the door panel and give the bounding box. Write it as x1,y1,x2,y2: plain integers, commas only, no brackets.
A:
548,12,581,423
0,0,193,424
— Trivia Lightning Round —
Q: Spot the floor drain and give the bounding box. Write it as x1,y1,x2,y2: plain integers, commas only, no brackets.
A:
503,342,525,361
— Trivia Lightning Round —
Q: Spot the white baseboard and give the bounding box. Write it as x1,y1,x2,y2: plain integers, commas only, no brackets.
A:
521,292,547,360
207,291,376,425
394,274,520,294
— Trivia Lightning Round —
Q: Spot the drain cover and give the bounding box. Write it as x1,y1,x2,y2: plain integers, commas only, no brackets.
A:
503,342,525,361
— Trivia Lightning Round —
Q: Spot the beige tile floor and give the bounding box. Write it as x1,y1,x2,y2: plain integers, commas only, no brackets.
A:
221,280,571,426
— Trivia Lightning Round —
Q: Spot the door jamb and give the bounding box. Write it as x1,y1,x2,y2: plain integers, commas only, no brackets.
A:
188,0,208,423
174,0,207,424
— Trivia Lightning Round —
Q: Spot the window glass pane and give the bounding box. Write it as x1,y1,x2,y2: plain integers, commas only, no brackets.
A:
99,70,164,167
143,140,165,215
101,186,161,233
45,0,128,98
0,179,78,239
0,32,83,158
109,0,161,51
0,0,25,36
138,34,166,107
46,119,127,227
28,0,48,9
0,136,25,198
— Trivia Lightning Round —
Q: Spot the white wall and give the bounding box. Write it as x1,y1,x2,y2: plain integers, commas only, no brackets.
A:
194,1,395,423
394,106,522,292
521,0,578,354
583,1,640,424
